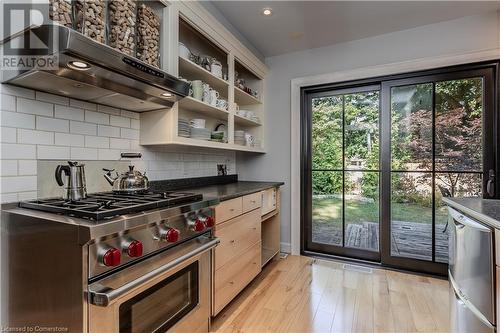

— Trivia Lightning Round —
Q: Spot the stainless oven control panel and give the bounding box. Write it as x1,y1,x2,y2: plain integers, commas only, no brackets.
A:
88,208,214,279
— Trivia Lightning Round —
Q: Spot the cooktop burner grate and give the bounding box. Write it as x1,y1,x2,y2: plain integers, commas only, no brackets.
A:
19,191,203,220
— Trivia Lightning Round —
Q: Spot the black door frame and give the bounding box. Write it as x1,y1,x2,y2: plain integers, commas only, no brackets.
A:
300,61,499,276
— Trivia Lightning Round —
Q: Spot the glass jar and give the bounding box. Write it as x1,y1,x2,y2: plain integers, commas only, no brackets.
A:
75,0,106,44
108,0,136,56
48,0,73,28
136,3,160,67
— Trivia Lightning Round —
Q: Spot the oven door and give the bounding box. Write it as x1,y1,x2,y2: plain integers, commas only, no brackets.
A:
88,236,219,333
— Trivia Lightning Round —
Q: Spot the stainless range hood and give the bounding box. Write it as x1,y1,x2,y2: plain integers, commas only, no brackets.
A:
1,25,189,112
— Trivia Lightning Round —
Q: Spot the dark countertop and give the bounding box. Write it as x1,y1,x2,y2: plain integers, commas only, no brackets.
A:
443,197,500,229
153,181,284,202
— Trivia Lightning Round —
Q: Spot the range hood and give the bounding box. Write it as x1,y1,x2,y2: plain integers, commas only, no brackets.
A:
1,25,189,112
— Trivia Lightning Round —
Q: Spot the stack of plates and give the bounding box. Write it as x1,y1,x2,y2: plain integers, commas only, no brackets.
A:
234,130,246,145
190,127,211,140
178,118,190,137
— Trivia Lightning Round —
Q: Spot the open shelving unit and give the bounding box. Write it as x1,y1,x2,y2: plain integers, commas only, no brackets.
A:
140,4,267,153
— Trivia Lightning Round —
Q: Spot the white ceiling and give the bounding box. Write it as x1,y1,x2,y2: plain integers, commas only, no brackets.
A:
211,1,500,57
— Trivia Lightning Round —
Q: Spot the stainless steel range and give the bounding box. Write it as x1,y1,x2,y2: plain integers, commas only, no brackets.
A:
1,190,219,332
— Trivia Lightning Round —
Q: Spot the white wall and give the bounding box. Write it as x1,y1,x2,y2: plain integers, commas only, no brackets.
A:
237,11,500,251
0,85,236,202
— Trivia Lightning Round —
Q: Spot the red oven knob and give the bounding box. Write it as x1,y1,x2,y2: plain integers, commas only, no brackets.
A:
126,240,143,258
102,248,121,267
194,219,205,232
164,228,180,243
204,216,215,228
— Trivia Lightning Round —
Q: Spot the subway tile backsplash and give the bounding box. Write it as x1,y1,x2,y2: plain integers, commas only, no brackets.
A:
0,84,236,203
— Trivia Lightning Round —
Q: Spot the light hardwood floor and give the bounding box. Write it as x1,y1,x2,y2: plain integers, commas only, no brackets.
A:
211,255,449,333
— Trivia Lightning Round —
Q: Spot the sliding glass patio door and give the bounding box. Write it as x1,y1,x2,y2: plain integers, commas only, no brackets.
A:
302,64,496,274
379,69,495,274
305,86,382,261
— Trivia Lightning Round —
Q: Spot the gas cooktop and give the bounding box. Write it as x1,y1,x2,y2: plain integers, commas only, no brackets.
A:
19,191,203,221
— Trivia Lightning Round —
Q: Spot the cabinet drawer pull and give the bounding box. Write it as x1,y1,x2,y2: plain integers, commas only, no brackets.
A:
230,240,235,244
250,200,256,204
229,208,235,212
229,281,234,285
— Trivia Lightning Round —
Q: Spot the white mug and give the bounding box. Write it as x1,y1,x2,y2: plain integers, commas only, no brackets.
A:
210,63,223,78
191,80,203,100
245,133,254,146
209,89,220,106
202,83,211,103
216,98,228,110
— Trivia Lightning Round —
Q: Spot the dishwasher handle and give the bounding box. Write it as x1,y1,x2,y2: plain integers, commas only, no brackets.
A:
89,237,219,307
487,169,495,198
448,208,491,232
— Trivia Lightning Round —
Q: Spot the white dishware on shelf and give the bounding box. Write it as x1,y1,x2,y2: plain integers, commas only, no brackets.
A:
190,127,211,140
178,118,191,138
245,133,254,147
209,89,220,106
191,80,203,100
202,83,211,104
210,59,223,78
216,98,228,110
234,130,246,146
190,118,206,128
179,42,191,59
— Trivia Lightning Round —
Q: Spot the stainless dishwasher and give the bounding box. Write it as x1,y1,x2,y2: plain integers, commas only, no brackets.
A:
448,207,495,332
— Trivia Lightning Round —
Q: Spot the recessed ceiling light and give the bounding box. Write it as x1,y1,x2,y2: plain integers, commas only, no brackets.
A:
262,7,273,16
68,61,91,70
161,92,172,98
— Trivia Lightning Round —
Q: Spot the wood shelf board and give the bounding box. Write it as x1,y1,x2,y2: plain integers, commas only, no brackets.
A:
178,96,229,120
179,56,229,92
262,248,279,267
147,136,266,153
261,210,278,222
234,87,262,106
234,114,262,127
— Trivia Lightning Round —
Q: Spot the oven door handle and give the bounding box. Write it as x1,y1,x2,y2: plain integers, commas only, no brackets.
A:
89,238,219,307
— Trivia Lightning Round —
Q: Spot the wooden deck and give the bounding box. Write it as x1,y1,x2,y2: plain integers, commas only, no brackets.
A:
312,220,448,262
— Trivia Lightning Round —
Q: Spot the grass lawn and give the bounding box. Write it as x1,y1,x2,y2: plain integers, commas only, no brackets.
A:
312,197,448,226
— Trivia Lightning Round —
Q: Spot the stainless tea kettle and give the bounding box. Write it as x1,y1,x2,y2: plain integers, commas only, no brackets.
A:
103,153,149,193
55,161,87,201
103,165,149,193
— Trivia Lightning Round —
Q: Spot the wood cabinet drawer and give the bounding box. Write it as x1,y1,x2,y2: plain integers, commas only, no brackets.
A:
214,241,261,315
242,192,261,213
215,208,261,270
215,197,243,224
